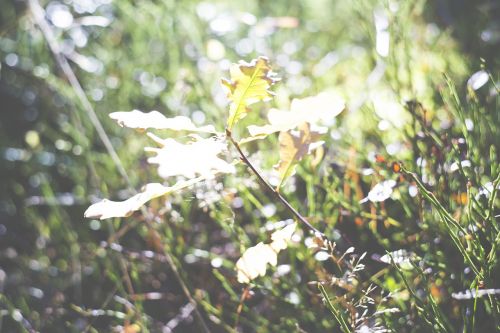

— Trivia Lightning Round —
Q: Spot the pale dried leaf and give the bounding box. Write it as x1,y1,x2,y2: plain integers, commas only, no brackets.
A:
84,178,202,220
222,56,278,130
236,243,277,283
247,92,345,138
236,223,296,283
146,134,235,179
270,223,297,251
109,110,215,132
274,123,324,189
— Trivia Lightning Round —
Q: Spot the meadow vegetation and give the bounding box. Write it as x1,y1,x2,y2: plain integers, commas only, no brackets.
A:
0,0,498,332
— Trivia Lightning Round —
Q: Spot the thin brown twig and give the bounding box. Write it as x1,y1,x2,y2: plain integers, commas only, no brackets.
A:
226,129,324,237
234,286,249,330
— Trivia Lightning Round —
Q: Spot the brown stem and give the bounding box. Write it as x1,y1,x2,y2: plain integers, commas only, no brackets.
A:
226,129,324,237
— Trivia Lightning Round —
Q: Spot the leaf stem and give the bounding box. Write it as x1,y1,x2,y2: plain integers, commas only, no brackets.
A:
226,129,324,237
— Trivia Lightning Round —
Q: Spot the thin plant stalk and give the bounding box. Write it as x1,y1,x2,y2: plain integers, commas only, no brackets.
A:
226,129,324,237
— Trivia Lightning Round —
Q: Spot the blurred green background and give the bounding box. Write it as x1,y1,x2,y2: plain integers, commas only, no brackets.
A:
0,0,499,332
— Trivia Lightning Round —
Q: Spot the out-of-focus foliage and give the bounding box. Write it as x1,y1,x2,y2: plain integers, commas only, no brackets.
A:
0,0,498,332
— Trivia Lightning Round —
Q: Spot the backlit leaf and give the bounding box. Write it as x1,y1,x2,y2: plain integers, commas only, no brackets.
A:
145,133,235,179
247,92,345,138
109,110,215,132
222,56,278,130
269,223,297,251
236,243,277,284
274,123,324,189
84,178,203,220
236,223,296,283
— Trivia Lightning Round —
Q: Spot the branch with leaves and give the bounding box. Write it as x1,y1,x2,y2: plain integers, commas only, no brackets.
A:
84,56,345,284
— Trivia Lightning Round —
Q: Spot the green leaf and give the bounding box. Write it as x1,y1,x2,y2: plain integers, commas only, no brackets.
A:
222,56,278,131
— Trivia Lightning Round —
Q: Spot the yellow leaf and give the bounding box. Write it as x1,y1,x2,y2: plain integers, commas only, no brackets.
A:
84,178,203,220
222,56,278,130
247,91,345,138
236,223,296,283
274,123,324,189
109,110,215,133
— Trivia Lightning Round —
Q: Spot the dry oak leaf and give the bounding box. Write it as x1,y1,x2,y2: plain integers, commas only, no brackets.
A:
109,110,215,133
274,123,325,189
236,223,296,283
247,91,345,138
221,56,279,130
145,133,235,179
84,178,202,220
